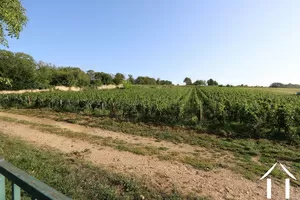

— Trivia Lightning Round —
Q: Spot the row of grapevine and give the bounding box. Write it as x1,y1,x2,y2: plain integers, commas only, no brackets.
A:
0,87,192,125
1,86,300,141
196,87,300,140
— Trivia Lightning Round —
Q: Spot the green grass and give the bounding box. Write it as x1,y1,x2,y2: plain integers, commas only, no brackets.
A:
242,87,300,94
4,109,300,186
0,132,210,199
0,115,221,172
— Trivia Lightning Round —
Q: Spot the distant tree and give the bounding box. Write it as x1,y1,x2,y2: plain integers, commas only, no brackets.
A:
269,82,300,88
0,0,28,47
135,76,156,85
193,80,206,86
159,80,173,85
270,82,284,88
94,72,114,85
36,61,55,88
207,78,218,86
183,77,192,85
156,78,161,85
87,70,95,81
127,74,135,84
51,67,90,87
113,73,125,85
207,79,214,86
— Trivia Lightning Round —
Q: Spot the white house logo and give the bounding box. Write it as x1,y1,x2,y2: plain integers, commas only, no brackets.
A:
260,162,296,199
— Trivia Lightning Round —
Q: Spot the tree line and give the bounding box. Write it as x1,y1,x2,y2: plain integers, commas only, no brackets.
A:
269,82,300,88
0,50,174,90
183,77,218,86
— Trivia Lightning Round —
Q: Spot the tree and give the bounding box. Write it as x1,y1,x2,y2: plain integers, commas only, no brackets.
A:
36,61,55,89
159,80,173,85
270,82,284,88
94,72,113,85
113,73,125,85
207,78,218,86
193,80,206,86
87,70,95,81
156,78,161,85
183,77,192,85
0,77,12,88
0,0,28,47
127,74,135,84
135,76,156,85
0,50,37,90
51,67,90,87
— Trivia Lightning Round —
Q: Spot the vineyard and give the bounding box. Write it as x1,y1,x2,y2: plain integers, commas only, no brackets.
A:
0,86,300,141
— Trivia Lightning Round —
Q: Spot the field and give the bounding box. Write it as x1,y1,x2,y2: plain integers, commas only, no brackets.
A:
1,86,300,141
1,86,300,199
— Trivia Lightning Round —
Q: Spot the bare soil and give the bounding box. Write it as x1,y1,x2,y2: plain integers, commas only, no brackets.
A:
0,112,214,156
0,112,298,199
0,84,122,94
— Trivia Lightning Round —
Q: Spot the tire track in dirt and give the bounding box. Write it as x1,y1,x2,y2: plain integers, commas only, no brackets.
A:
0,117,298,199
0,112,211,156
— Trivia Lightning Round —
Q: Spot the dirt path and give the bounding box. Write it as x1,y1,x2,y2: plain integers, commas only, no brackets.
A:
0,113,298,199
0,112,210,156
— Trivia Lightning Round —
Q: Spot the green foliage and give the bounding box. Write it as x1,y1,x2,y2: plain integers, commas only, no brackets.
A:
207,78,218,86
183,77,192,85
86,70,95,81
51,67,90,87
270,82,300,88
0,133,188,199
127,74,135,84
0,50,37,90
158,79,173,85
36,61,55,89
1,86,300,142
122,80,132,89
135,76,156,85
0,0,28,46
0,77,12,88
193,80,206,86
94,72,113,85
113,73,125,85
0,50,175,90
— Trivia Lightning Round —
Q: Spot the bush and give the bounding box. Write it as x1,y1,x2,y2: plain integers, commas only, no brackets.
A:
122,80,132,89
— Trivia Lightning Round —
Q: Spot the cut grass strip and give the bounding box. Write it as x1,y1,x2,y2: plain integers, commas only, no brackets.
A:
4,109,300,186
0,132,208,199
0,115,222,172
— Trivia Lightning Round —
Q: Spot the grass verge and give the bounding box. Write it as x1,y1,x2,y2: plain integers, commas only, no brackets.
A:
0,115,221,172
0,132,208,199
3,109,300,186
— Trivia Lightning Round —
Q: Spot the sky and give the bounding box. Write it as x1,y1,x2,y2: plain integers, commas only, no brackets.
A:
3,0,300,86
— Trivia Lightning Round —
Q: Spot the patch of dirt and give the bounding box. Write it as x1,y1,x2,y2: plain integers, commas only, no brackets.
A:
251,155,261,164
0,89,50,94
0,112,214,157
0,84,122,94
0,119,298,199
